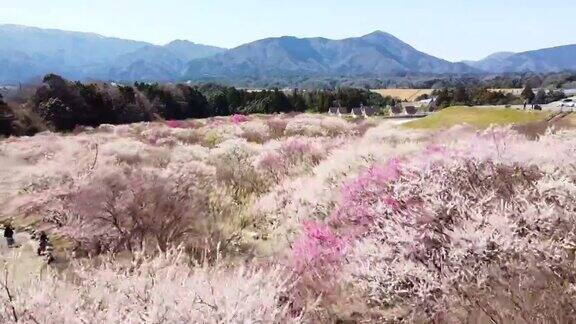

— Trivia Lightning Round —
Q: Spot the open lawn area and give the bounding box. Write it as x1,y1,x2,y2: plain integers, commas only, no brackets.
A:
404,106,551,129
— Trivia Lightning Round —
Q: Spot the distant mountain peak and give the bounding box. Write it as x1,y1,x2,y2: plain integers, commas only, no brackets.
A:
162,40,226,62
359,30,403,42
165,39,196,46
483,51,515,60
0,23,110,40
362,30,393,37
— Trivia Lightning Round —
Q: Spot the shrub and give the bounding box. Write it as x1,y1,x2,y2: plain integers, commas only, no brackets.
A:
210,139,263,199
230,114,249,124
61,168,217,255
339,152,575,321
255,137,326,182
140,127,174,145
240,121,270,143
291,220,345,277
201,130,223,148
0,250,300,323
351,119,378,136
172,129,203,144
266,118,288,138
285,117,325,137
319,117,354,137
255,151,285,180
391,104,403,115
280,137,324,165
330,158,401,228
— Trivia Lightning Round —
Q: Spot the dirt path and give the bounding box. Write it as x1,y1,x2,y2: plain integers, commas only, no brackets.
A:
0,232,48,287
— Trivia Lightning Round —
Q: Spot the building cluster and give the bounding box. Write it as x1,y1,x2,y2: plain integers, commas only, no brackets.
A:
328,106,378,117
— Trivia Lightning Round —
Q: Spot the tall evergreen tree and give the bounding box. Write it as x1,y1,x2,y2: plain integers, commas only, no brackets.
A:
521,85,536,102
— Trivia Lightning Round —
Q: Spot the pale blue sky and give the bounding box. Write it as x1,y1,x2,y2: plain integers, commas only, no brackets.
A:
2,0,575,61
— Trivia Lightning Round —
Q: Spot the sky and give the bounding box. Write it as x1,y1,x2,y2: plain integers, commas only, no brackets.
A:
2,0,576,61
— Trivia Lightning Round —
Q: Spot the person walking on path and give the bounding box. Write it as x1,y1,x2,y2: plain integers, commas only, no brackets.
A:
37,231,49,256
4,224,15,248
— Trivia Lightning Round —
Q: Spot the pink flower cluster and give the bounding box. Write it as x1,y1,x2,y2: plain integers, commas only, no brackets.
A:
165,120,199,129
290,158,402,285
256,152,285,175
165,120,184,128
332,158,401,227
230,114,249,124
291,220,345,274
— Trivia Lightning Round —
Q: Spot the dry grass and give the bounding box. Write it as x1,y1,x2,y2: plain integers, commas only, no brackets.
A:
371,89,433,101
372,89,523,101
488,88,523,95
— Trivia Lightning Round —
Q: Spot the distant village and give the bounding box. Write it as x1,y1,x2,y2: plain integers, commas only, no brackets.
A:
328,97,434,118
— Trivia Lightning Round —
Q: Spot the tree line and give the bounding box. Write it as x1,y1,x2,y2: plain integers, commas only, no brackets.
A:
200,72,576,90
432,85,566,109
0,74,395,135
3,73,569,137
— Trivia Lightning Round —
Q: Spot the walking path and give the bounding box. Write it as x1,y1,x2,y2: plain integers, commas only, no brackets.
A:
0,231,48,288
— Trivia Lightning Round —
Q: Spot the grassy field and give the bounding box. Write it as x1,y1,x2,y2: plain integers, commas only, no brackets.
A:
404,106,551,129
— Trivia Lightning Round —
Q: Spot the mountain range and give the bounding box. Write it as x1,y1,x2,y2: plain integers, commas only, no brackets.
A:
463,45,576,73
1,24,576,84
184,31,474,79
0,24,225,83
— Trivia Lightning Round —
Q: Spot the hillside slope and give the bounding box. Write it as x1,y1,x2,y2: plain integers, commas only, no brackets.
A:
465,46,576,73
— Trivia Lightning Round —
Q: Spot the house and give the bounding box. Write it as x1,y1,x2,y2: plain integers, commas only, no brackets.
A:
329,107,350,116
404,105,418,115
337,107,349,116
348,106,378,117
329,106,377,117
418,98,433,106
351,108,363,117
401,102,422,109
401,99,437,113
363,106,377,116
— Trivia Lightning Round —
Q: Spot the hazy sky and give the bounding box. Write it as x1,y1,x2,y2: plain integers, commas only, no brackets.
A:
2,0,575,61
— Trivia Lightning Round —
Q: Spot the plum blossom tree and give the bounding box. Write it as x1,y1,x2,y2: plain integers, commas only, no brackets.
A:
63,168,217,254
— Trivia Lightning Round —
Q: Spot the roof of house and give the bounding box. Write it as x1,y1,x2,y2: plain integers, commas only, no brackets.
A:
401,102,425,108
